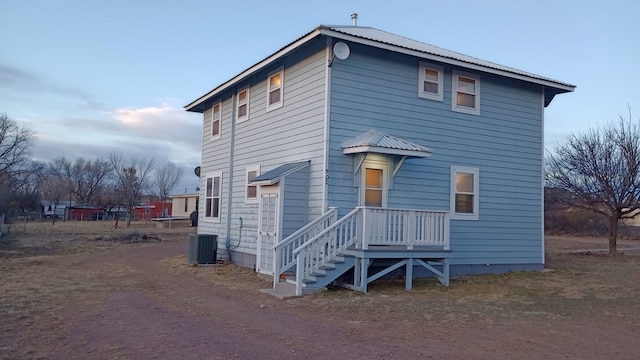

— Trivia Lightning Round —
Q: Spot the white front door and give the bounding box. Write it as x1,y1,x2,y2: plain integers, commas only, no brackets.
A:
257,185,280,275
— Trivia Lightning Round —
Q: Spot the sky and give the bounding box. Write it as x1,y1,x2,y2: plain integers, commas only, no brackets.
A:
1,0,638,194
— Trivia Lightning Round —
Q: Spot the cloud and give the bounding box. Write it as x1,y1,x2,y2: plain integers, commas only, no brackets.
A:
28,104,202,168
0,63,104,109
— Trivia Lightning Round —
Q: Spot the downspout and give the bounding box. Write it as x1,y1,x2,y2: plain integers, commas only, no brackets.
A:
226,91,237,261
322,36,332,212
540,88,545,265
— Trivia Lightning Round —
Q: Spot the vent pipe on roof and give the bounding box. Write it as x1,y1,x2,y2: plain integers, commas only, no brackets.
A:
351,13,358,26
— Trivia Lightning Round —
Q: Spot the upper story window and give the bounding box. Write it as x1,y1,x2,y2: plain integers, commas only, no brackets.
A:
418,62,443,101
245,164,260,204
236,88,249,122
450,165,479,220
211,102,221,139
205,171,222,221
267,69,283,111
452,70,480,115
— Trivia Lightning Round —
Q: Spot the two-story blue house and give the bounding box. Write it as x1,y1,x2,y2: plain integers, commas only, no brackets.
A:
185,23,574,296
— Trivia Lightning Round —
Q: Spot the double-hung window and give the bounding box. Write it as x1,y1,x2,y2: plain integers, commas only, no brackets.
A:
236,88,249,122
418,62,443,101
211,103,221,139
267,69,283,111
450,166,479,220
205,172,222,220
452,70,480,115
245,165,260,204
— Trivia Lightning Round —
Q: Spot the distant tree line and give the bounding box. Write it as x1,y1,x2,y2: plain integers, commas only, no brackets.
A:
0,113,184,227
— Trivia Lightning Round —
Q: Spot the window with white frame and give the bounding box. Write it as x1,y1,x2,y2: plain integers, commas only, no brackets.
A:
236,88,249,122
452,70,480,115
418,62,443,101
266,69,283,110
245,164,260,204
211,102,221,139
450,166,479,220
205,172,222,220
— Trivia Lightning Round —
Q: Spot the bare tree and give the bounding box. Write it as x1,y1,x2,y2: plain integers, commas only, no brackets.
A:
51,156,113,204
109,153,155,228
546,112,640,255
0,113,33,180
0,113,34,215
41,162,71,224
154,163,184,217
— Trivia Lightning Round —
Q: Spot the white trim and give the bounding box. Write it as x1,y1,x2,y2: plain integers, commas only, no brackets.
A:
540,89,546,264
210,102,221,140
322,37,332,211
418,61,443,101
245,164,260,204
185,29,323,111
452,70,480,115
236,87,250,122
343,145,432,158
266,67,284,111
203,171,223,222
359,160,389,207
450,165,479,220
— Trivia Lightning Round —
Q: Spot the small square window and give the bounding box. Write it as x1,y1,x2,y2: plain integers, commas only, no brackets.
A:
237,88,249,122
418,62,443,101
211,103,221,139
267,69,283,111
452,70,480,115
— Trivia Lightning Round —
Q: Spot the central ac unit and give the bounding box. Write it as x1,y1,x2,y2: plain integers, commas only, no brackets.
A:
188,234,218,265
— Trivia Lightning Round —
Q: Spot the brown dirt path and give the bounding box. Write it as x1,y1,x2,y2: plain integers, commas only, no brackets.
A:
3,238,640,359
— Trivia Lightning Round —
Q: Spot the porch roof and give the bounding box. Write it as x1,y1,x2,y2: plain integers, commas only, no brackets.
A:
251,161,310,186
341,129,433,158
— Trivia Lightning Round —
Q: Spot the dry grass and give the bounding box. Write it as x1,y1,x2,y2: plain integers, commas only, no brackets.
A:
0,219,193,258
2,225,640,358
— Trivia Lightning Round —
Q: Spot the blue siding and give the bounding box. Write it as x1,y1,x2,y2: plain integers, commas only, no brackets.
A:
198,38,327,258
327,43,544,269
282,167,309,238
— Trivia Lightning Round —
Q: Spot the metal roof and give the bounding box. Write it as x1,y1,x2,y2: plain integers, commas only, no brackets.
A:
185,25,575,112
251,161,310,185
342,129,432,158
324,26,575,90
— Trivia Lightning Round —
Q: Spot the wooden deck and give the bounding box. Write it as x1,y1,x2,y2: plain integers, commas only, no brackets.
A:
339,246,452,292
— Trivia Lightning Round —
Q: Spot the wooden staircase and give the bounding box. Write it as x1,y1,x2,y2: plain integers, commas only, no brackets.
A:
263,207,451,298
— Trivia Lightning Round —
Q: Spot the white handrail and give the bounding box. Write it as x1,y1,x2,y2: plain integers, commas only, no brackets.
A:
293,207,361,295
272,207,337,286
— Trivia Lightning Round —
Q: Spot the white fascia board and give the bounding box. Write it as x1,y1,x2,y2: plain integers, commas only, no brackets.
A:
342,145,432,158
185,30,323,112
319,29,575,93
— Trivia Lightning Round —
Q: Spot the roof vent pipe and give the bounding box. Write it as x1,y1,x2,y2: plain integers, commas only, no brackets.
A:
351,13,358,26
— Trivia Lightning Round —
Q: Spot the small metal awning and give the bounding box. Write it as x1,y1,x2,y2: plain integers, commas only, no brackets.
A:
342,130,432,178
342,129,432,158
251,161,310,186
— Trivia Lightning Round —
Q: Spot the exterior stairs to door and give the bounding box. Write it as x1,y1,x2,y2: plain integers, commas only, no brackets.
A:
262,206,451,298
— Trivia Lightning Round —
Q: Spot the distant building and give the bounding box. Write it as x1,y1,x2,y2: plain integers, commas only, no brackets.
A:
169,193,198,218
41,200,74,218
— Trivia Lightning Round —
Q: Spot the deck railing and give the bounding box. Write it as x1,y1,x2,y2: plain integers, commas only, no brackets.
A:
272,207,337,286
282,207,450,295
360,207,450,250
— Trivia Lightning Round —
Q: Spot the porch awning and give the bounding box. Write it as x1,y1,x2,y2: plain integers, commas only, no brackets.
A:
341,129,432,158
251,161,310,186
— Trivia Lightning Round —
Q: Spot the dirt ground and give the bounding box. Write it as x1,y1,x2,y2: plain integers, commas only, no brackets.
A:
1,222,640,359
